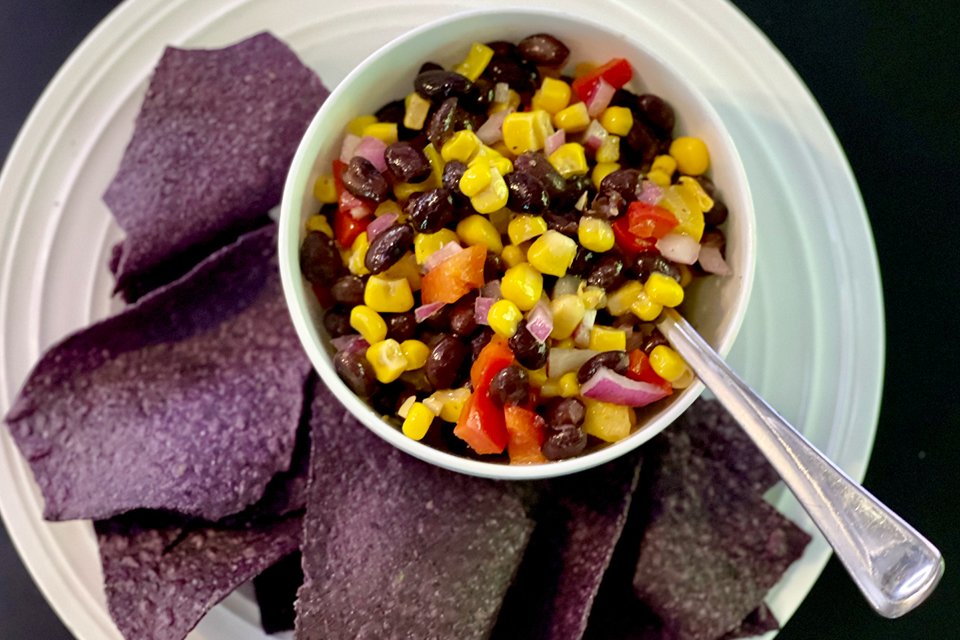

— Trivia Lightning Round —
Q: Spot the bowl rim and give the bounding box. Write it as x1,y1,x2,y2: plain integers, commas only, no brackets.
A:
279,5,756,480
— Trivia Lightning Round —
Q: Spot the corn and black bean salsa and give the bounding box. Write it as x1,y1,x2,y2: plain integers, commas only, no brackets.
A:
299,34,732,463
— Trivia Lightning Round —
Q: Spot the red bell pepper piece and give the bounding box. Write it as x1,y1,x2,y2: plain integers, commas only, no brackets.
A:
612,216,658,258
627,201,679,240
470,337,515,391
421,243,487,304
572,58,633,101
627,349,672,393
503,405,547,465
454,391,508,455
332,159,373,247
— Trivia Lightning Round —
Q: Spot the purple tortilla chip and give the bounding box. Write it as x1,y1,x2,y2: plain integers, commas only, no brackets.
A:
254,552,304,634
103,32,329,301
719,604,779,639
97,511,302,640
492,454,641,640
295,386,535,640
5,224,312,522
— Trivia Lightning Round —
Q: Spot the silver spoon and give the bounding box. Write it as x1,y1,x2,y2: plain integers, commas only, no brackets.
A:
657,309,943,618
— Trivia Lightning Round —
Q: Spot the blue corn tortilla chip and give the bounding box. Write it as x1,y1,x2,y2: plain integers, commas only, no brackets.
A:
5,224,312,522
96,511,302,640
491,454,642,640
254,552,303,634
295,386,535,640
103,32,329,301
719,604,779,639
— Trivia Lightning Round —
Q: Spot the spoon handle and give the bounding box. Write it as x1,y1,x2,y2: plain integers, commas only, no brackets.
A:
657,310,943,618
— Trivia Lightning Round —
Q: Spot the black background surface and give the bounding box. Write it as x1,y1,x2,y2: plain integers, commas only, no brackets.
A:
1,1,957,638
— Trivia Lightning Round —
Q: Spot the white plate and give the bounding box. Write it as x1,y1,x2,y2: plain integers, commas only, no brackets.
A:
0,0,884,638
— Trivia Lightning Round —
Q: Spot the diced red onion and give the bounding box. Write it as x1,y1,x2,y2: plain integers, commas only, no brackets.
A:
331,334,369,353
354,135,388,173
573,309,597,348
415,302,446,323
423,241,463,272
525,300,553,344
544,129,566,157
656,233,701,265
586,78,615,117
637,180,663,205
553,275,581,299
477,109,511,145
340,133,361,163
580,367,671,407
547,348,599,378
582,119,609,151
481,279,502,300
698,244,732,275
474,297,494,325
365,212,398,240
338,187,372,220
494,82,510,103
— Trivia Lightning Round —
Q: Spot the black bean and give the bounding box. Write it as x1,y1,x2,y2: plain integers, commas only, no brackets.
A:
542,423,587,460
568,246,596,277
704,199,729,226
517,33,570,67
419,61,443,74
489,365,530,407
449,291,479,337
610,88,640,111
514,151,566,200
414,69,474,101
641,329,669,355
556,174,594,209
471,327,495,361
334,350,377,397
586,255,627,291
623,120,660,171
600,169,641,203
331,275,366,306
342,156,389,203
505,172,550,213
546,397,586,427
375,99,406,124
464,77,494,114
701,228,726,255
508,320,548,370
637,94,676,135
365,224,414,274
386,312,417,342
323,311,351,337
422,303,452,332
578,350,629,384
442,159,469,197
485,40,517,59
484,253,504,281
426,97,458,149
695,174,718,198
369,383,404,416
425,334,468,390
385,142,431,183
586,192,626,220
544,212,579,237
483,58,539,94
406,188,455,233
299,231,343,285
633,251,681,283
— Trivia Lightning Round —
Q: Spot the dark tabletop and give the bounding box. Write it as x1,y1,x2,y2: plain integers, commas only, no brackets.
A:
1,0,957,638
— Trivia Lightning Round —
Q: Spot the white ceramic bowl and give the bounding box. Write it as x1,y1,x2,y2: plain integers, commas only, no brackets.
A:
279,6,755,480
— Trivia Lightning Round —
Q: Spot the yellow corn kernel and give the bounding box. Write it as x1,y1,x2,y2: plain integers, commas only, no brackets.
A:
382,251,421,291
488,154,514,176
606,281,644,316
398,394,416,419
459,159,493,197
527,230,578,277
423,143,446,184
552,102,591,133
490,140,515,159
305,215,333,238
452,42,494,81
489,88,522,115
558,371,581,398
401,402,435,440
471,167,509,214
531,109,556,148
525,367,548,387
457,214,503,254
644,272,684,308
366,339,408,384
400,339,430,371
670,365,696,389
677,263,694,288
313,174,337,203
659,184,705,241
651,154,678,176
649,345,686,382
578,217,615,253
589,326,627,351
548,143,588,178
531,77,572,115
362,122,399,145
501,263,544,311
488,299,523,338
414,229,459,264
540,381,561,399
669,137,710,176
502,112,540,155
549,294,586,340
579,284,607,310
393,176,438,202
374,199,403,218
646,170,672,189
582,398,633,442
508,215,548,245
501,244,527,268
365,276,414,313
599,106,634,136
423,388,472,422
575,61,597,78
404,92,431,130
350,305,387,344
348,232,371,275
441,130,482,164
678,176,715,212
596,135,620,163
555,337,576,349
630,289,663,322
591,162,621,191
347,115,377,137
489,207,512,235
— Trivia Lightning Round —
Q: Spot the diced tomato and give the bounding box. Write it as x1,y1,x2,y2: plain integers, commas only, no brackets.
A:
504,405,547,465
420,243,487,304
453,391,508,455
334,208,369,248
612,216,658,258
627,349,672,393
470,337,514,391
332,159,374,246
627,201,679,240
572,58,633,101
